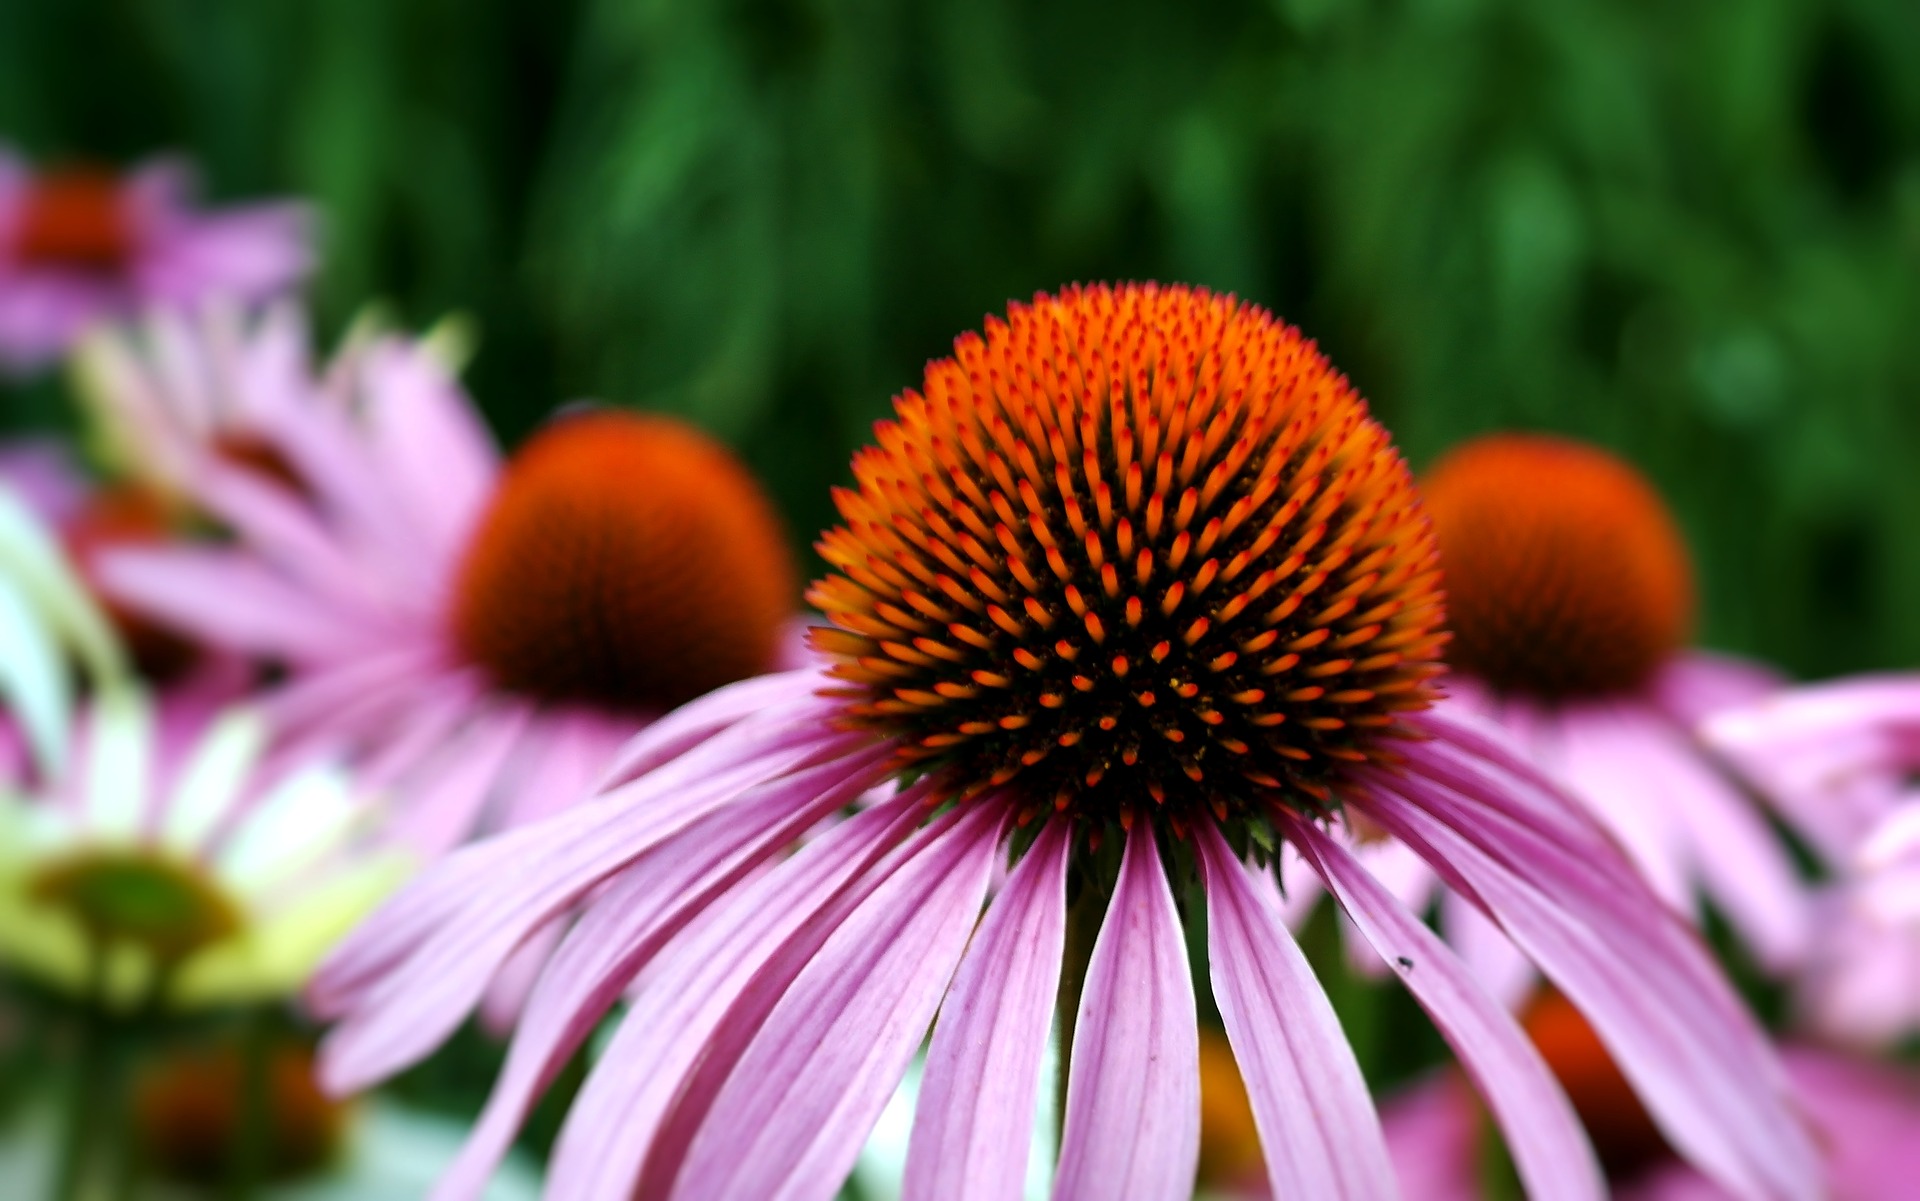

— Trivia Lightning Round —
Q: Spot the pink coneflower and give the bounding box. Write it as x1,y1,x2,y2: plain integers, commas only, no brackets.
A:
1286,434,1812,994
1380,990,1920,1200
311,284,1817,1201
0,152,311,373
93,315,802,860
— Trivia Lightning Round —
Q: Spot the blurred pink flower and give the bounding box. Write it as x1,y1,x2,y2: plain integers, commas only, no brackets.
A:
93,310,805,863
309,286,1818,1201
1794,806,1920,1048
1285,435,1812,1003
1703,681,1920,1046
0,151,311,373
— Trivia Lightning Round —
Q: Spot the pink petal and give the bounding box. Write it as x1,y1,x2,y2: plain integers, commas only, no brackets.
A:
1377,1075,1484,1201
1192,822,1394,1201
310,684,838,1010
190,461,392,612
358,340,499,553
380,701,532,856
664,801,1006,1201
544,789,938,1199
1614,706,1809,971
1548,703,1692,911
255,644,448,739
430,783,931,1199
1054,823,1200,1201
1361,714,1823,1201
99,546,387,662
1282,814,1604,1201
314,727,882,1087
1650,651,1782,728
903,818,1070,1201
593,669,837,791
1437,888,1534,1011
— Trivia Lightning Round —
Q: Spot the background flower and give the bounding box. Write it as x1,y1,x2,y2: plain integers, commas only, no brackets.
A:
94,310,804,860
0,151,311,372
0,689,401,1010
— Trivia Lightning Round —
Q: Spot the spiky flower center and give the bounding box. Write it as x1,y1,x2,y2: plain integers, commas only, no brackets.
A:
30,849,240,963
810,283,1445,826
451,410,797,712
13,168,134,273
1422,434,1692,699
1522,991,1669,1182
133,1039,345,1185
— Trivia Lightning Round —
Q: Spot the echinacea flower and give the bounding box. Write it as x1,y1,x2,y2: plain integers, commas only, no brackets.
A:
0,479,126,778
311,284,1817,1201
1285,434,1811,997
0,151,311,373
1380,990,1920,1200
94,313,802,858
0,689,399,1010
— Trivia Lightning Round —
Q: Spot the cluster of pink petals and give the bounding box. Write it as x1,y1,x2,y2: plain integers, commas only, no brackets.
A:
1704,679,1920,1046
1281,651,1813,1006
0,151,311,373
75,302,331,498
92,313,640,860
312,666,1820,1201
1381,1047,1920,1201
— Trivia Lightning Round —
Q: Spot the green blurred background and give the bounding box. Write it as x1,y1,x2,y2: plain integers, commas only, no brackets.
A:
5,0,1920,681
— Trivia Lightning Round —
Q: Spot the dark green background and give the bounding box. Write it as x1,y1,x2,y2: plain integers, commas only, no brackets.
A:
6,0,1920,680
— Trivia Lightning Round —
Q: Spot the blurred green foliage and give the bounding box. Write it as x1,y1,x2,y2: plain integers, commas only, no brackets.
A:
4,0,1920,679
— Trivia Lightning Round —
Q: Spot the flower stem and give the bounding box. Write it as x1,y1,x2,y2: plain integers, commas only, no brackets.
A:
225,1008,271,1201
49,948,110,1201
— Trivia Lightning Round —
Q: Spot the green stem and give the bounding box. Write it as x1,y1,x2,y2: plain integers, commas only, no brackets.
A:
225,1008,271,1201
50,948,109,1201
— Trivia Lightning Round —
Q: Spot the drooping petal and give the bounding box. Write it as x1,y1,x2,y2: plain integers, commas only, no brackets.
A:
1282,814,1604,1201
80,689,154,838
432,779,936,1199
1546,702,1692,911
1362,713,1822,1201
1192,822,1396,1201
1614,705,1809,970
904,817,1070,1201
313,725,882,1087
98,547,385,663
664,801,1006,1201
544,792,937,1200
308,685,846,1011
1054,822,1200,1201
160,708,268,853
